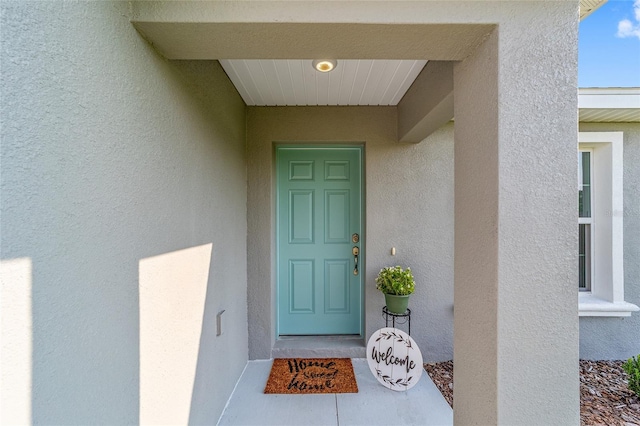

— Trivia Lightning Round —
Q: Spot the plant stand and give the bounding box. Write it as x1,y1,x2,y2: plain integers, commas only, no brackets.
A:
382,306,411,335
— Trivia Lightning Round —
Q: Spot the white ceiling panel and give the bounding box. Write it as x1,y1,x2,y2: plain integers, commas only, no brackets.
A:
219,59,428,106
287,60,305,104
336,60,359,106
388,60,427,105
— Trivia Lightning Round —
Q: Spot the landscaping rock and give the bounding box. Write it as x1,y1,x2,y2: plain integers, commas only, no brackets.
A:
424,360,640,425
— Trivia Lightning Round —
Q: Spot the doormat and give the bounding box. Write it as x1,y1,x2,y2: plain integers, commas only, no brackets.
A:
264,358,358,394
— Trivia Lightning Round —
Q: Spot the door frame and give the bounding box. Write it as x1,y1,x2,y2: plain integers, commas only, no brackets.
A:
275,143,365,338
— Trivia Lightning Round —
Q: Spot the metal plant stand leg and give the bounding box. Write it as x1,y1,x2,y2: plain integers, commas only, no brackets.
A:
382,306,411,335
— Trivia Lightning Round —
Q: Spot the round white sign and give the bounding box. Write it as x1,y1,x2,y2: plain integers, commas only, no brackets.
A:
366,327,423,391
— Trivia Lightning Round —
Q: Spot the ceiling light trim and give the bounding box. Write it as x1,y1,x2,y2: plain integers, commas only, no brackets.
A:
312,59,337,73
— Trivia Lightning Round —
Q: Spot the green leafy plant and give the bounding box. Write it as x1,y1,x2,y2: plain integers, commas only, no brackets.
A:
623,355,640,397
375,266,415,296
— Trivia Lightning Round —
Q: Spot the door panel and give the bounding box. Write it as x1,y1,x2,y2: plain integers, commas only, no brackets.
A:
277,147,362,335
325,260,350,312
325,190,349,243
289,260,314,312
289,190,314,243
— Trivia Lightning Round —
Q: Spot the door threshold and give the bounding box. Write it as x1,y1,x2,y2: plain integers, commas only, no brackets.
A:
272,335,366,359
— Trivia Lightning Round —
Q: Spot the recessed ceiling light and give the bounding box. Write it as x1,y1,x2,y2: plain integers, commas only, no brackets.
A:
312,59,337,73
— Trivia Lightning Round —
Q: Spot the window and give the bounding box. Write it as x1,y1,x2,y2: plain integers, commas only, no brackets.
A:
578,150,592,291
578,132,638,317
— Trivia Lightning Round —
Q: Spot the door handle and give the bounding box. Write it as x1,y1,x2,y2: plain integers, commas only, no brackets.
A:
352,246,359,275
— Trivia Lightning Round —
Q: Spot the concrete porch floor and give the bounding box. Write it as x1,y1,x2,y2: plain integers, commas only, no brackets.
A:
217,358,453,426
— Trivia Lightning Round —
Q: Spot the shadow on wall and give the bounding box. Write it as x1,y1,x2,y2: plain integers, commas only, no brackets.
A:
0,54,246,424
41,255,142,424
1,244,214,425
0,251,143,424
1,4,245,423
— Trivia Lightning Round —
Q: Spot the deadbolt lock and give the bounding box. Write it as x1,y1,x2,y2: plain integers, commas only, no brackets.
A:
352,233,359,243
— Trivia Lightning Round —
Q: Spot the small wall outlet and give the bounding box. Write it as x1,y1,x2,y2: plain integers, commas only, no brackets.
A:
216,310,225,336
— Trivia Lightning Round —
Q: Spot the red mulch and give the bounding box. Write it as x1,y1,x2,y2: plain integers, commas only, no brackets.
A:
424,360,640,425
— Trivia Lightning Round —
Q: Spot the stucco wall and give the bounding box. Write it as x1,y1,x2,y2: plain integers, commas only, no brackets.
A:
245,111,639,366
579,122,640,360
1,2,247,424
246,107,454,361
452,8,580,419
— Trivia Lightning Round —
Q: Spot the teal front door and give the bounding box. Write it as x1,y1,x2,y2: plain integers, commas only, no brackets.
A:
277,146,363,335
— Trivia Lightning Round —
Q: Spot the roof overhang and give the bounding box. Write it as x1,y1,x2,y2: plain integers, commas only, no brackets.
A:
579,88,640,123
580,0,607,20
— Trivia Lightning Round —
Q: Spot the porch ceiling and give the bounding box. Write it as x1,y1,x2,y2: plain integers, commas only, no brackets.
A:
219,59,427,107
131,19,490,114
132,1,608,140
132,1,602,109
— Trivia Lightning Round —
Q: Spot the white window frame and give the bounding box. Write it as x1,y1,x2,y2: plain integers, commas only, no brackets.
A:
578,131,639,317
578,148,594,292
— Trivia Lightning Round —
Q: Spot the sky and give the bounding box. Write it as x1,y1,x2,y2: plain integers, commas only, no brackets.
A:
579,0,640,87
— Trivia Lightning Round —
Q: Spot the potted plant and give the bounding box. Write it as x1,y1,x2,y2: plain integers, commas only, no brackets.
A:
375,265,415,314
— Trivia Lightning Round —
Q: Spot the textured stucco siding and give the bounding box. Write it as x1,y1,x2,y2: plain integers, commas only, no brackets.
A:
452,5,580,419
246,116,639,365
246,107,454,362
1,2,247,424
244,2,580,423
579,122,640,360
1,0,591,424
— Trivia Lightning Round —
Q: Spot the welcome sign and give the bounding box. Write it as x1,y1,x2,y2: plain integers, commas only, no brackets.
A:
366,327,423,391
